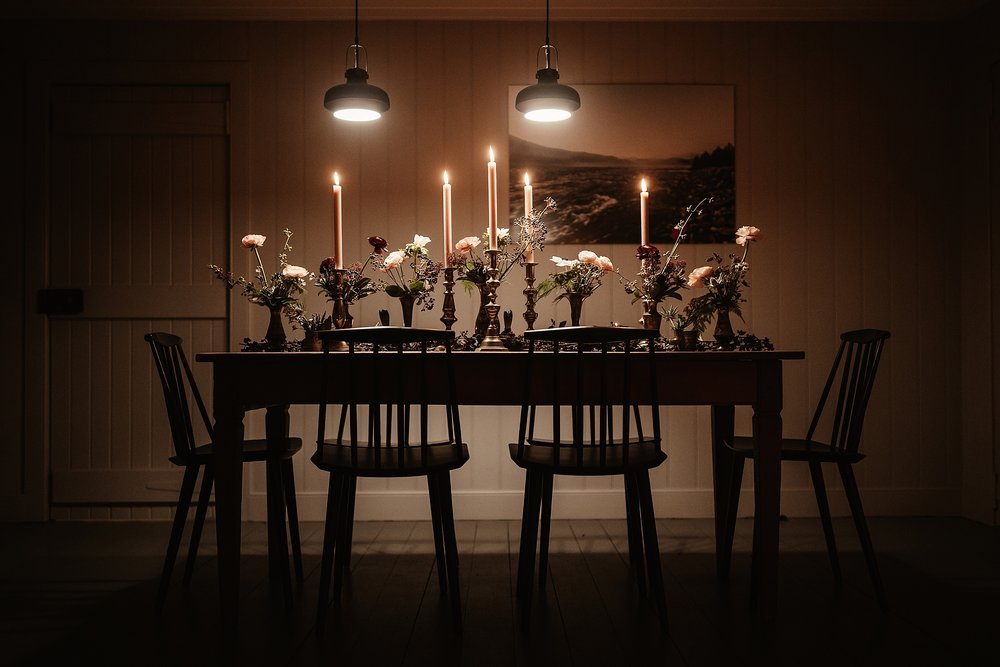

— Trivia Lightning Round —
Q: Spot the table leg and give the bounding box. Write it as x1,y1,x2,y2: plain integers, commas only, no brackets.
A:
752,360,783,631
711,404,737,579
213,403,245,636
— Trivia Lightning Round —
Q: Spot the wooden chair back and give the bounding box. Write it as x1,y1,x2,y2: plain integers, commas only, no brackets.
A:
515,326,661,464
316,327,462,464
805,329,890,455
144,332,213,462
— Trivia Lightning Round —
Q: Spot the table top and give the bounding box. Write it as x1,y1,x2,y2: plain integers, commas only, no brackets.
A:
196,349,804,409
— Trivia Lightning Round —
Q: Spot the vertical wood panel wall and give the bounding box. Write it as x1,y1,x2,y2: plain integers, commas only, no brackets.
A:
9,18,971,520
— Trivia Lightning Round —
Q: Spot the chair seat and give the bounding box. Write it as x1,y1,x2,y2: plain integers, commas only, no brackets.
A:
728,436,865,463
508,440,666,476
170,438,303,466
311,441,469,477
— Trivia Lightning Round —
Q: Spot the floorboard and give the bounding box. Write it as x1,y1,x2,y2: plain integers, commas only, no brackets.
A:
1,517,997,666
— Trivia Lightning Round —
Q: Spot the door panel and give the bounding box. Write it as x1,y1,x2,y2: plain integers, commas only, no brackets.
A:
48,85,229,507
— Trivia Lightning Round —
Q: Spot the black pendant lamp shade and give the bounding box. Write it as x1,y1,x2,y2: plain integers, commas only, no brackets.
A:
515,0,580,122
324,0,389,122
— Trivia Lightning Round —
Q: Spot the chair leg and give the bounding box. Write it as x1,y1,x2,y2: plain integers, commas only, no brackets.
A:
342,476,357,578
331,474,353,604
428,473,449,594
183,464,214,585
265,459,293,611
634,470,668,631
317,473,345,626
282,459,304,583
156,464,199,614
624,473,647,597
838,463,888,611
436,472,464,632
721,456,745,581
517,470,543,629
537,472,554,593
808,460,841,584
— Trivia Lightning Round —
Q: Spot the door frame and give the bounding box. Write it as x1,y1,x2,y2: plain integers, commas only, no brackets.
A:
17,60,249,521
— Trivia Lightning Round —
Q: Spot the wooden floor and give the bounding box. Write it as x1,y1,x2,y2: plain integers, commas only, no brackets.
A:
1,516,997,666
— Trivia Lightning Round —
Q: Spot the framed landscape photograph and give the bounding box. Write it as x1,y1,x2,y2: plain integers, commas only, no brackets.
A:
508,84,735,245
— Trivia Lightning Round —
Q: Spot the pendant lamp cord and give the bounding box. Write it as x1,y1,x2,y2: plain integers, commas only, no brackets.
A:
353,0,360,67
545,0,550,45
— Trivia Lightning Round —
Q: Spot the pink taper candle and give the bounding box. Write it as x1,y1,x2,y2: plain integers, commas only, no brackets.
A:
488,146,498,250
332,172,344,269
442,170,453,266
523,172,534,263
640,179,649,246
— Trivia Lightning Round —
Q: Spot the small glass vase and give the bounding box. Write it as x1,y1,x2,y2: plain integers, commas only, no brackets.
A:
398,293,415,327
566,292,586,327
265,305,286,351
475,282,490,338
641,298,662,334
713,308,735,349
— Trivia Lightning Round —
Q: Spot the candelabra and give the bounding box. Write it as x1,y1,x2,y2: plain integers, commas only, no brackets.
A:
522,261,539,331
478,249,506,351
440,266,457,331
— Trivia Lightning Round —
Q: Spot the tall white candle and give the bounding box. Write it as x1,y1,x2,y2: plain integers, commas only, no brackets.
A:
640,178,649,246
332,172,344,269
523,172,534,263
442,170,453,266
488,146,498,250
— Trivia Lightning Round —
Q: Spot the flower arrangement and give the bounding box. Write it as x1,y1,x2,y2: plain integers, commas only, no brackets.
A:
451,197,554,287
315,236,385,305
686,225,763,319
540,250,615,299
209,228,311,316
374,234,442,311
618,197,713,305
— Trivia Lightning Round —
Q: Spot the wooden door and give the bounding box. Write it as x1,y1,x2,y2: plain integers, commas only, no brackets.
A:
47,84,230,518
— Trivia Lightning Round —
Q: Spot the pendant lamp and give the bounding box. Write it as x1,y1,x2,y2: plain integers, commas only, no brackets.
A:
324,0,390,122
515,0,580,122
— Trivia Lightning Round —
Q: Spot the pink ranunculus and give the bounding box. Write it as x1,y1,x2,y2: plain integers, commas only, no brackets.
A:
241,234,266,248
578,250,599,264
596,255,614,272
382,250,406,270
687,266,713,288
455,236,481,254
735,226,763,246
281,265,309,279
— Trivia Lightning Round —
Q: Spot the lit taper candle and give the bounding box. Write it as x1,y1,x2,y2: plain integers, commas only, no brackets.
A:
640,178,649,247
332,172,344,269
442,170,453,266
488,146,498,250
523,172,534,263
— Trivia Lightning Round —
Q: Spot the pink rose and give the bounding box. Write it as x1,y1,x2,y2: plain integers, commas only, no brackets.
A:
578,250,599,264
687,266,713,288
455,236,481,254
281,265,309,279
735,226,762,246
596,255,614,272
382,250,406,270
241,234,266,248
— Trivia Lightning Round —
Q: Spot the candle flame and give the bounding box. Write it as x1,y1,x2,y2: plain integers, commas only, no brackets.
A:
524,172,530,186
641,178,647,193
489,146,495,162
443,170,449,185
333,172,340,186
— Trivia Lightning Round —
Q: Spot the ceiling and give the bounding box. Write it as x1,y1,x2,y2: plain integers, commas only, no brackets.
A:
1,0,989,22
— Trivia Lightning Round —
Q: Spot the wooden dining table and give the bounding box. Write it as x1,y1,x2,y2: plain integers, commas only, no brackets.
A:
196,348,803,634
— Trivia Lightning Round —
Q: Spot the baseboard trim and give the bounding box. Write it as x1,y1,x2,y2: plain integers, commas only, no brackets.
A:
247,487,962,521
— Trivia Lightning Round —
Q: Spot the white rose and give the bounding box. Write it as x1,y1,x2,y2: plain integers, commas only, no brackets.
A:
551,256,578,268
412,234,432,248
281,265,309,279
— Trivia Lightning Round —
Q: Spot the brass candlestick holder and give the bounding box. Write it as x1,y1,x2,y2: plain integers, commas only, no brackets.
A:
522,261,539,331
478,249,506,351
440,266,457,331
328,268,350,351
